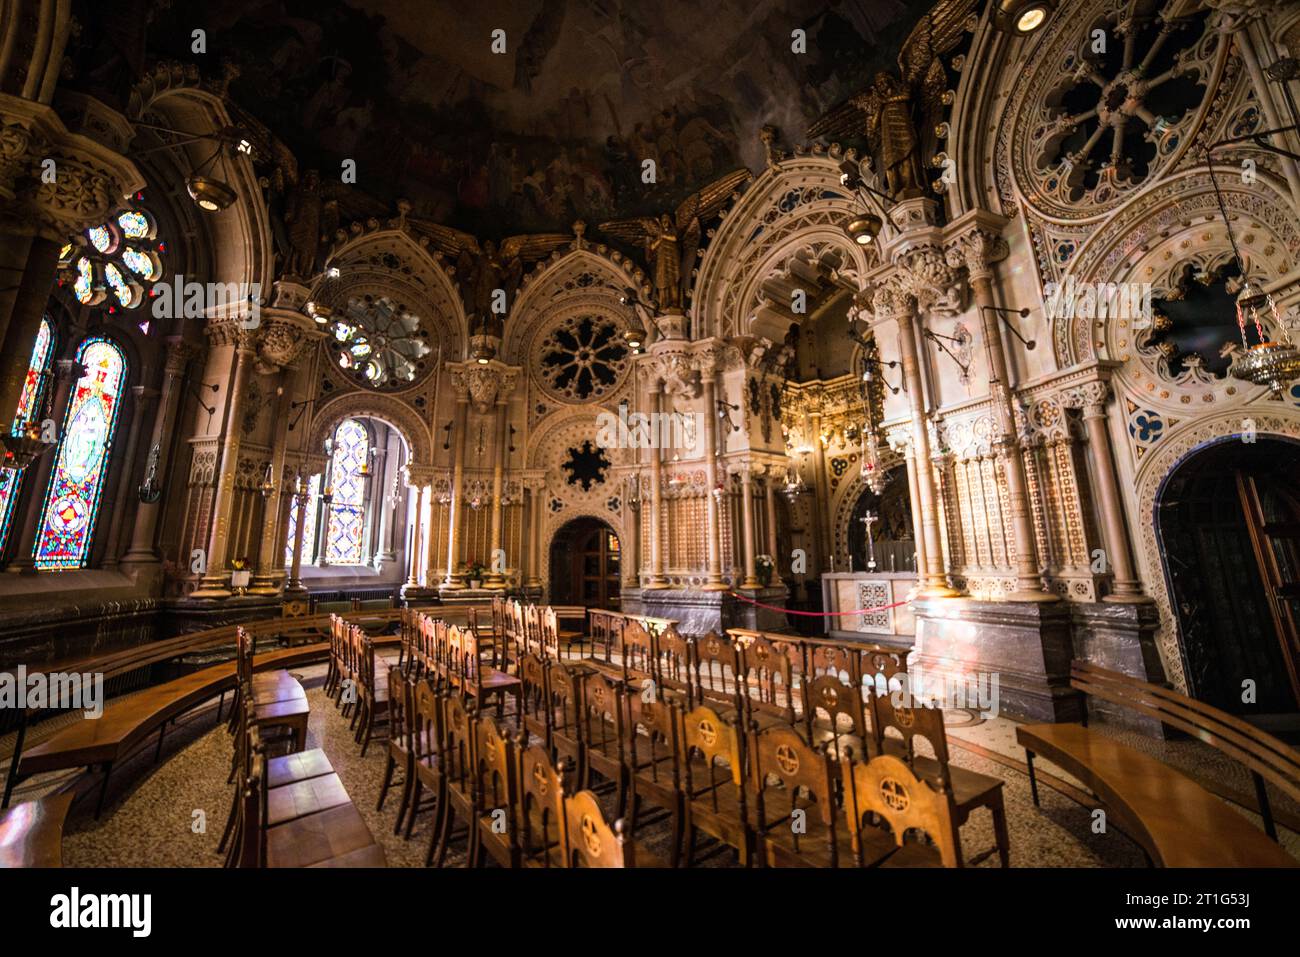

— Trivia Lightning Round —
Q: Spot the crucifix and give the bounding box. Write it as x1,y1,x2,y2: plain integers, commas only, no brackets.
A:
860,510,879,572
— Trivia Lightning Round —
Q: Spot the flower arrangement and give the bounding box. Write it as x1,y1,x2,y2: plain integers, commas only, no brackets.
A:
755,554,774,586
466,558,485,585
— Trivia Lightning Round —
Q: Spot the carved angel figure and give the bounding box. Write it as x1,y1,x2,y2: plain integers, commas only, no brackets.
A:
598,168,752,313
415,223,573,337
808,1,976,199
283,169,322,278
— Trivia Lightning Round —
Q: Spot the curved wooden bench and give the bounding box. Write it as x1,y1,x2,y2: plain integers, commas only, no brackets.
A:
1017,661,1300,868
0,792,74,867
8,626,400,817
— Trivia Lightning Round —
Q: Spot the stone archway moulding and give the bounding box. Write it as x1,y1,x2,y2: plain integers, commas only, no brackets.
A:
1133,411,1300,693
307,389,433,465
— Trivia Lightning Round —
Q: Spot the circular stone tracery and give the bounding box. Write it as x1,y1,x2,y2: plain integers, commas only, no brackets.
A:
327,294,433,391
538,314,629,402
1016,0,1217,218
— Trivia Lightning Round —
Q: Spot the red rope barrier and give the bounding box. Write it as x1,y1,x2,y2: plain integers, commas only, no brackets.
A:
726,591,910,618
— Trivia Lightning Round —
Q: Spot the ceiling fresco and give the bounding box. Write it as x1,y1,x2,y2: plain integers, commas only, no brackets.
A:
128,0,934,235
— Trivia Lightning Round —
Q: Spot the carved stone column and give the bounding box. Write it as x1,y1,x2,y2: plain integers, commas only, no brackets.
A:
193,325,257,599
809,405,832,574
443,393,469,588
250,373,294,594
645,381,669,588
121,337,195,569
1061,381,1148,602
737,463,760,590
528,480,545,590
406,478,426,590
486,398,509,588
102,386,156,566
887,427,927,579
764,470,781,569
954,226,1055,601
622,475,641,589
285,471,310,596
888,286,959,597
700,369,726,590
6,357,83,572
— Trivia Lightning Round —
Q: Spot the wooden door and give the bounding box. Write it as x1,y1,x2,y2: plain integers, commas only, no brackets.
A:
1237,472,1300,709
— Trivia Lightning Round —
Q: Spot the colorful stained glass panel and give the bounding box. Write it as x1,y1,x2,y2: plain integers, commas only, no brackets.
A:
33,339,126,569
0,318,56,554
325,419,368,565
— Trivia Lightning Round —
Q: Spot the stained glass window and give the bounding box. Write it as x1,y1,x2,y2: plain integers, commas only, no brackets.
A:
33,338,126,570
284,473,321,567
0,317,56,553
58,204,162,311
324,419,369,565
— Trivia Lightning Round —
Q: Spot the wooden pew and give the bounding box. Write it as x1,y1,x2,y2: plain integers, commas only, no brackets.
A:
0,792,74,867
1017,661,1300,867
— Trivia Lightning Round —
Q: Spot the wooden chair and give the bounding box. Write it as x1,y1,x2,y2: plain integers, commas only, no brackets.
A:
748,722,847,867
653,624,694,703
517,740,567,867
561,787,664,867
473,710,520,868
622,689,681,866
842,753,962,867
803,672,870,761
873,689,1009,866
619,618,655,687
518,652,550,745
578,670,626,813
546,658,586,776
0,792,73,867
404,680,445,844
428,693,476,867
734,631,798,728
377,665,414,834
460,624,522,717
676,703,752,866
353,631,390,756
692,631,743,713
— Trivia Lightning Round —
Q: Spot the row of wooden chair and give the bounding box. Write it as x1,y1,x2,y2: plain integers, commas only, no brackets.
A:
377,663,659,867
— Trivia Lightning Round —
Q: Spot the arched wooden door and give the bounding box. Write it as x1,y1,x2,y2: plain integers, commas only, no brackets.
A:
549,517,620,610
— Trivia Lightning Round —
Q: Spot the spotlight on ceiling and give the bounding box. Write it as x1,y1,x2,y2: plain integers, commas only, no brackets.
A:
186,174,237,212
846,215,883,246
992,0,1054,35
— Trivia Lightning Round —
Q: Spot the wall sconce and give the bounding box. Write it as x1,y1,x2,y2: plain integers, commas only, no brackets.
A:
716,398,742,432
990,0,1055,36
980,305,1036,350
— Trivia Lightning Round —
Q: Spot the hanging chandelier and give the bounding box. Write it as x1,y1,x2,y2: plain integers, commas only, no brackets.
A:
1206,149,1300,395
859,422,887,494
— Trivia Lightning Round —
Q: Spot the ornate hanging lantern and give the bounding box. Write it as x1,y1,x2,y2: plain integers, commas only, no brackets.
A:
1227,286,1300,396
859,422,887,494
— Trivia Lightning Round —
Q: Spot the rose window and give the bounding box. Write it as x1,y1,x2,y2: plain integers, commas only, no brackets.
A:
57,206,163,312
1032,3,1211,205
539,315,629,402
326,294,432,391
561,441,610,491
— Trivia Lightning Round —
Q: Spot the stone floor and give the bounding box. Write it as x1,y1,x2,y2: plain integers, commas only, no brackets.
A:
3,661,1294,868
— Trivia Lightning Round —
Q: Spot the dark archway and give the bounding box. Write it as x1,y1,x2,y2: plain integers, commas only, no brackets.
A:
549,517,620,610
1156,437,1300,716
846,464,915,574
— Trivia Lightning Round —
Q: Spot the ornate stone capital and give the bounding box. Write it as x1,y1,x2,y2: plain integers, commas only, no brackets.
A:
884,423,913,456
1058,380,1111,416
0,94,145,240
897,246,963,316
647,349,700,399
257,312,323,372
164,336,200,375
946,228,1010,283
448,360,521,413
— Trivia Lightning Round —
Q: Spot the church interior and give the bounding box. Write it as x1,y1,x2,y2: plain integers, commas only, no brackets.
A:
2,0,1300,885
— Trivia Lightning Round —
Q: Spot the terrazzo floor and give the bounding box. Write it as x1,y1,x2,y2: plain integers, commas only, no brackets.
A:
4,661,1295,868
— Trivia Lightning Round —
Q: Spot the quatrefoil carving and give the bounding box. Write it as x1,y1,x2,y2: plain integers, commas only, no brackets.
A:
775,743,800,775
697,719,718,747
580,814,603,857
880,777,910,812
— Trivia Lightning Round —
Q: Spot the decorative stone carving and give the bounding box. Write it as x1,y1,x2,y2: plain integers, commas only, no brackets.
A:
449,360,521,414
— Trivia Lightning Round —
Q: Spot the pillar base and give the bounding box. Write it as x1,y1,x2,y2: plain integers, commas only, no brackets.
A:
919,584,963,598
190,577,234,600
1005,588,1060,603
642,578,671,590
699,581,730,592
1102,591,1152,604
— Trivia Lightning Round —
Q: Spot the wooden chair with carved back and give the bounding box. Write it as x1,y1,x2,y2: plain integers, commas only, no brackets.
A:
428,693,477,867
472,710,520,868
353,630,391,756
803,672,871,761
733,630,799,729
619,618,655,689
460,624,522,719
518,651,551,747
841,752,962,867
622,689,681,866
653,624,694,704
872,689,1009,866
561,788,665,867
748,722,848,867
516,740,568,867
675,702,752,867
377,665,415,835
578,670,626,813
546,657,586,777
692,630,743,715
403,679,445,843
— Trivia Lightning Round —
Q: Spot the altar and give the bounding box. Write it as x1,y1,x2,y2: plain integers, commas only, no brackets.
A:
819,572,916,646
